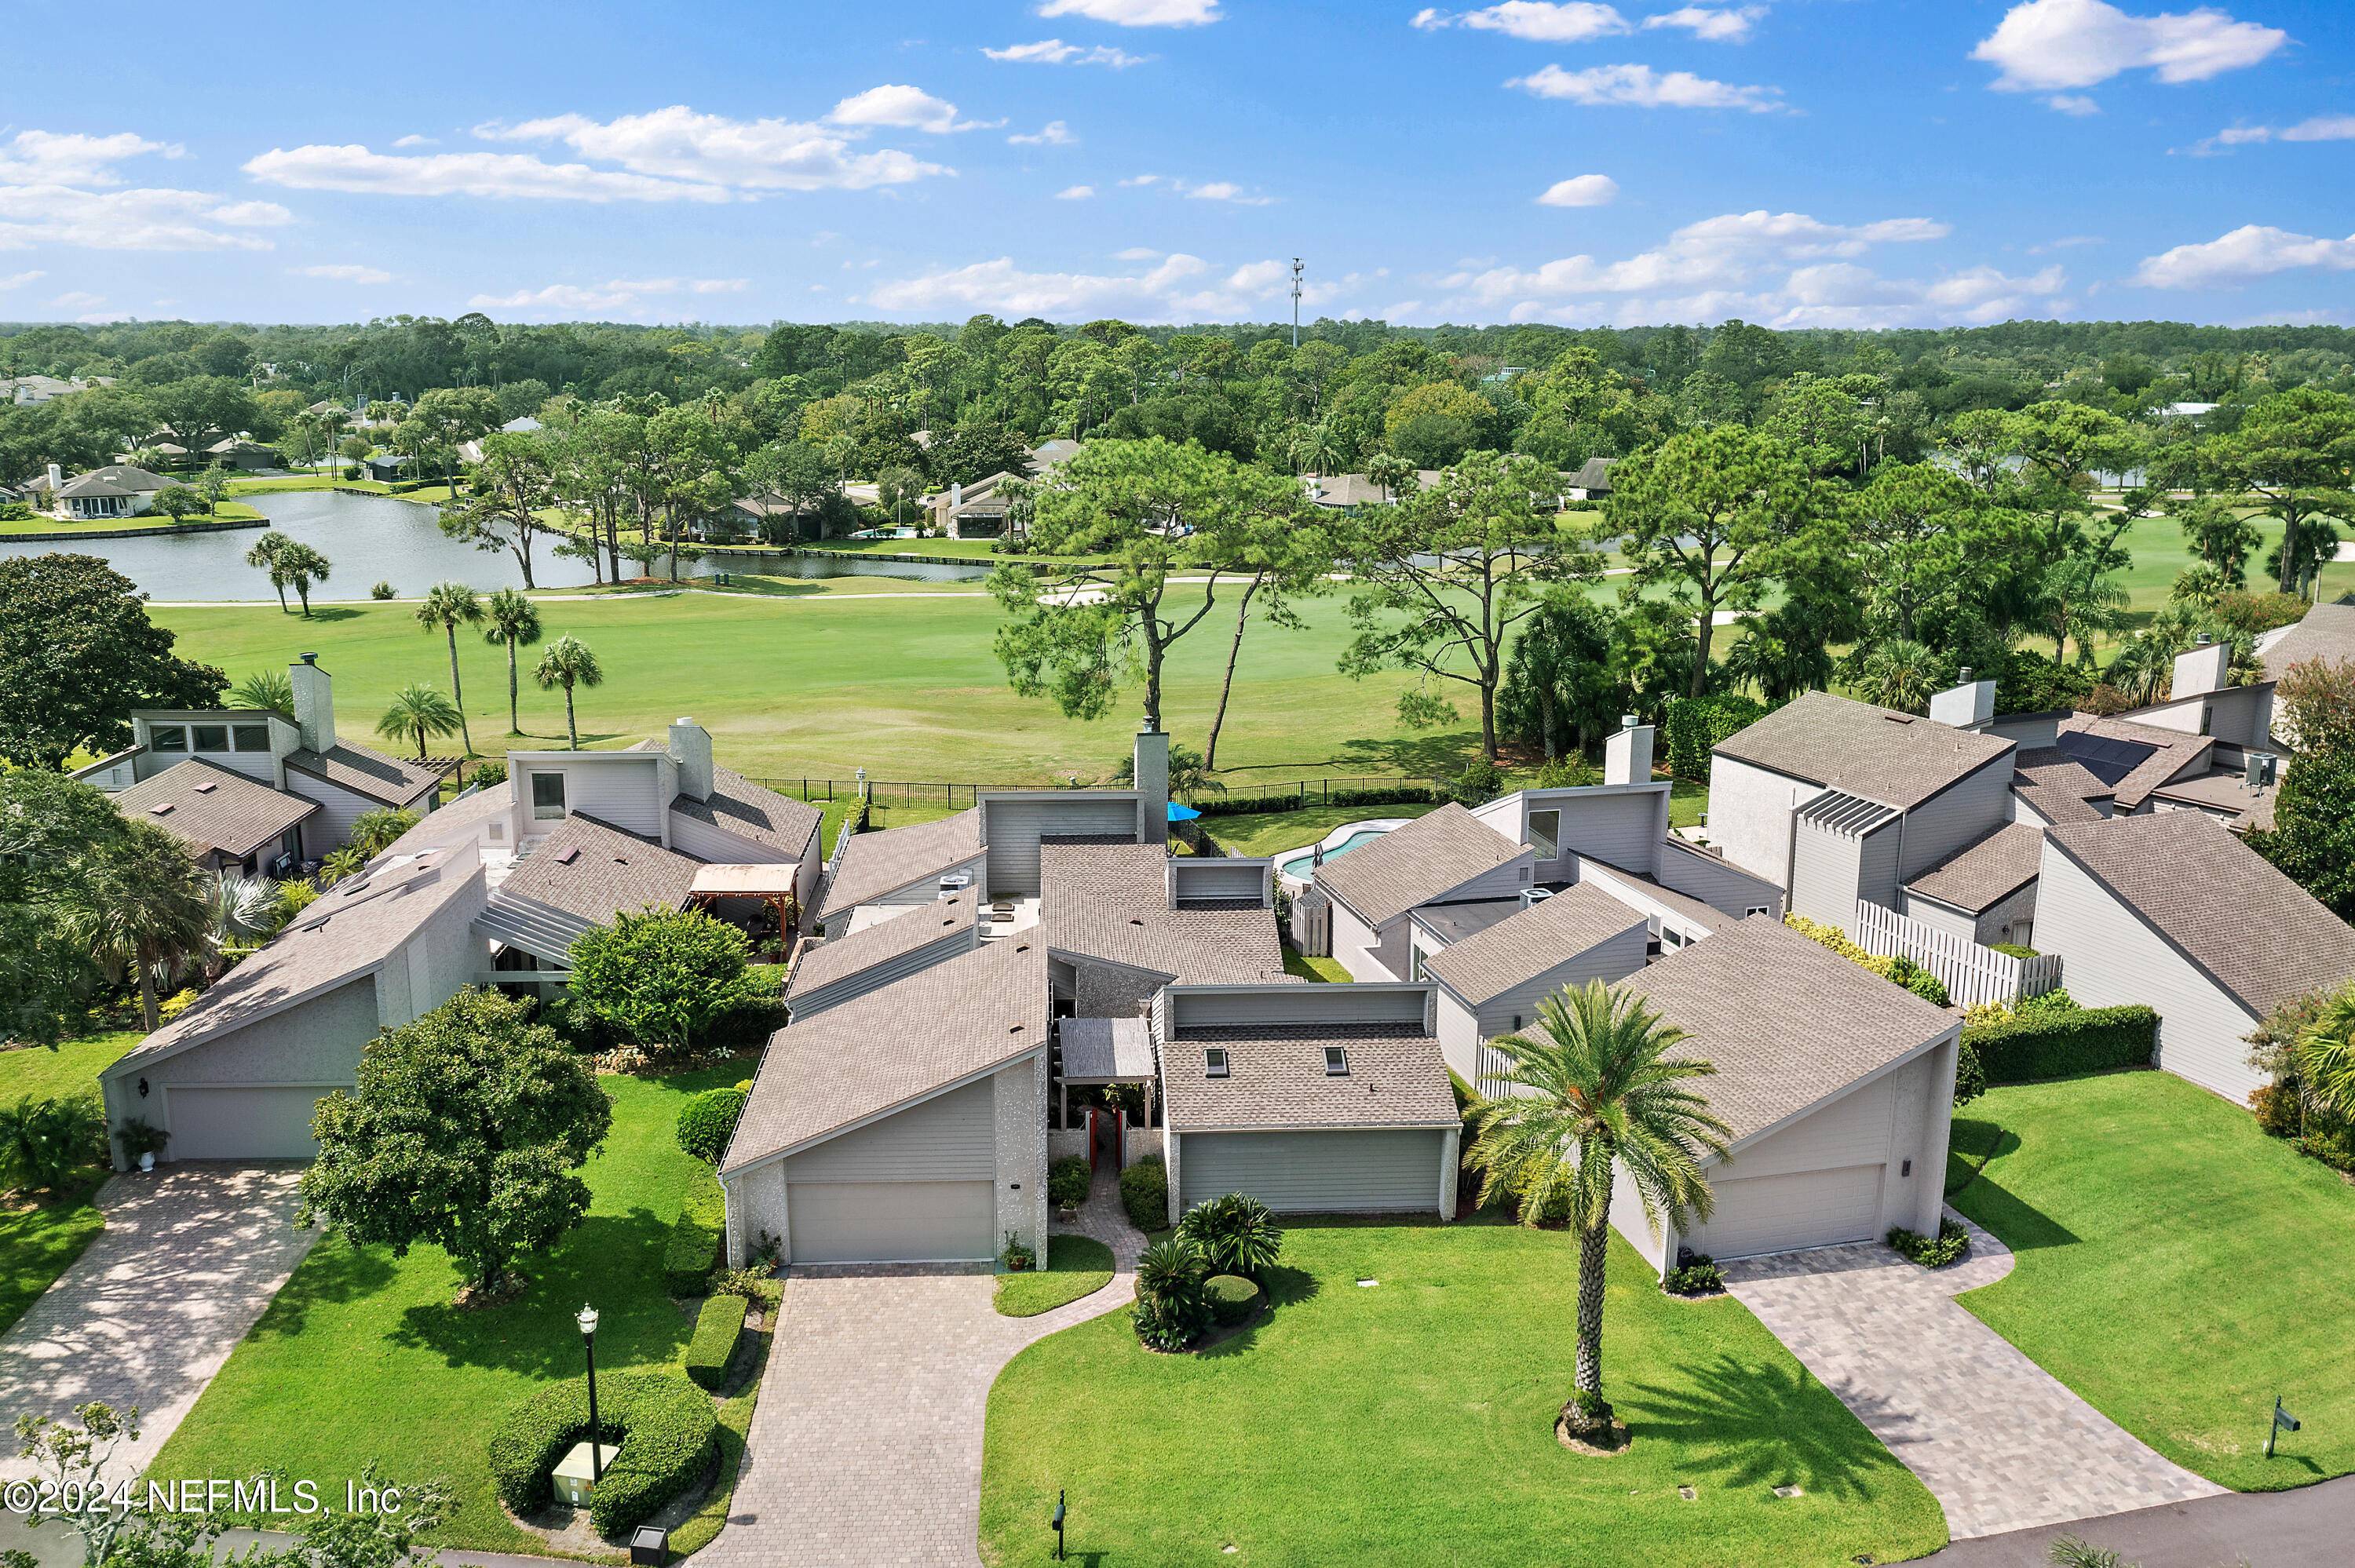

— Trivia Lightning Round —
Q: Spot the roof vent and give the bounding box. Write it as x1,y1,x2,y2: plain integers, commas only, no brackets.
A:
1883,713,1915,724
148,802,173,815
1129,917,1145,926
1015,943,1031,953
192,781,217,793
1010,1023,1024,1034
556,847,581,865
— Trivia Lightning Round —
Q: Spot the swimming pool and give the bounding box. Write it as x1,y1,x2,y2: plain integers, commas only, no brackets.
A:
1272,819,1411,881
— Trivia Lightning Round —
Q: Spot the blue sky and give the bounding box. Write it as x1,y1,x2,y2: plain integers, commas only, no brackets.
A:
5,0,2354,330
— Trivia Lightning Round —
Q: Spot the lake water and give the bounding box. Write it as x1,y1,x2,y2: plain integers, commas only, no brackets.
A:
7,490,993,600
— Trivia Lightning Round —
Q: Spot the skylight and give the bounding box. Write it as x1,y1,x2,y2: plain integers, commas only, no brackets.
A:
1204,1048,1229,1078
1324,1045,1349,1076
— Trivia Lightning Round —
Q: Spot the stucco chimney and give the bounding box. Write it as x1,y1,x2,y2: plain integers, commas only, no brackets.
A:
2172,635,2230,699
1928,676,1997,730
1133,719,1170,847
46,462,62,491
290,655,335,753
668,717,714,802
1604,716,1653,786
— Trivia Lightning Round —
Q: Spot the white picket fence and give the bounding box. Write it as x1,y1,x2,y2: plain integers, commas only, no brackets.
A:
1852,900,2063,1011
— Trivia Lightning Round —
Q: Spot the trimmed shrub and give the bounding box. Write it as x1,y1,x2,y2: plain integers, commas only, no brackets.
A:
663,1169,726,1296
1132,1236,1210,1351
1663,694,1767,781
1963,1005,2157,1085
1953,1038,1986,1108
682,1293,747,1391
1119,1154,1168,1231
1988,943,2038,959
1047,1155,1091,1209
487,1371,717,1534
1190,785,1440,819
1205,1273,1261,1326
676,1086,750,1165
1663,1256,1723,1296
1175,1192,1283,1278
1192,793,1305,818
1887,1216,1970,1268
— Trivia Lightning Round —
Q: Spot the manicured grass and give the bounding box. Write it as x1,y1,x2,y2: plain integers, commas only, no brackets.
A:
980,1217,1945,1567
665,1307,773,1559
1669,778,1707,829
0,1175,107,1338
0,501,264,536
1282,949,1350,983
227,475,396,497
995,1234,1116,1318
153,1063,742,1554
0,1030,141,1110
1950,1071,2355,1491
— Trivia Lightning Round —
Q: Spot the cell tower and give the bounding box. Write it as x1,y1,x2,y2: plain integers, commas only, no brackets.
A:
1290,258,1304,348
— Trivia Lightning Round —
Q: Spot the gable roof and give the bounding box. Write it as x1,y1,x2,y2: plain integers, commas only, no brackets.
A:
1311,802,1524,928
721,937,1046,1173
286,741,446,808
817,808,982,920
55,464,171,499
672,766,823,859
785,894,977,1004
2054,713,2212,810
1623,916,1958,1149
2044,811,2355,1018
113,757,319,860
1904,820,2046,913
495,813,698,924
1158,1021,1459,1132
384,780,513,856
1039,842,1291,986
1419,883,1648,1008
2262,600,2355,683
2010,746,2112,826
1713,691,2015,811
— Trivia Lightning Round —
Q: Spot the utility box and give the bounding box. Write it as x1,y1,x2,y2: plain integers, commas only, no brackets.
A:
552,1442,622,1508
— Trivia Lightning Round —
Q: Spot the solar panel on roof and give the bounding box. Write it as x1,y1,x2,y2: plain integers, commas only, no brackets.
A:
2054,731,2158,787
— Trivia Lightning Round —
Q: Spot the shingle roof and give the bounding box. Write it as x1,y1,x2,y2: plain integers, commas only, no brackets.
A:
818,808,982,920
2045,811,2355,1017
1621,917,1957,1148
2054,713,2211,810
2262,600,2355,683
112,758,319,860
385,781,512,855
1059,1015,1155,1080
1713,691,2016,811
672,767,823,859
495,814,698,926
1577,859,1729,934
55,464,170,499
1159,1022,1459,1131
1420,883,1648,1008
1040,843,1291,986
1904,821,2046,913
2145,768,2278,830
721,938,1046,1173
1311,802,1524,928
2010,746,2112,826
785,894,976,1002
287,741,446,808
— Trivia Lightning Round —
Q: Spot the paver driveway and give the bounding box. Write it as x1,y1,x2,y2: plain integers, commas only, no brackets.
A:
1722,1206,2225,1541
698,1166,1144,1568
0,1162,316,1482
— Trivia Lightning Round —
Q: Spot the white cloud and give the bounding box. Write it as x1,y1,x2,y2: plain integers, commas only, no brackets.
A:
392,133,440,148
1183,181,1275,204
1115,246,1162,258
1971,0,2285,93
2047,93,2101,115
826,85,993,133
2206,113,2355,148
0,270,44,289
0,131,183,186
984,38,1151,66
1035,0,1220,25
1537,173,1619,206
867,249,1307,319
1643,5,1765,42
466,276,750,314
300,263,393,283
1055,184,1096,199
1508,62,1784,111
1441,3,1633,42
1119,173,1163,186
48,291,104,310
247,144,732,202
2132,224,2355,289
0,130,279,251
1009,121,1078,145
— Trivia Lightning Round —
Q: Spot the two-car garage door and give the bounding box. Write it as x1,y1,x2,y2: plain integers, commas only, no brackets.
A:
780,1080,999,1264
1685,1164,1885,1260
1178,1129,1443,1216
166,1086,338,1160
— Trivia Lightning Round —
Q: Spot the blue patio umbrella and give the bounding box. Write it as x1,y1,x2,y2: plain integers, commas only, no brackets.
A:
1167,800,1201,822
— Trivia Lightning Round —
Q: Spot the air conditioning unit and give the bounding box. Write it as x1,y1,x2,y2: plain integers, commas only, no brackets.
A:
940,871,973,892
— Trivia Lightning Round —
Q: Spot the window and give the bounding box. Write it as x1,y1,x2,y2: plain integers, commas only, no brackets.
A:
1203,1048,1229,1078
1411,950,1426,981
531,772,568,821
1744,905,1771,918
1518,866,1531,883
1324,1045,1349,1076
1510,1015,1522,1032
149,724,186,752
192,724,228,752
232,724,270,751
1528,808,1560,861
1662,927,1683,950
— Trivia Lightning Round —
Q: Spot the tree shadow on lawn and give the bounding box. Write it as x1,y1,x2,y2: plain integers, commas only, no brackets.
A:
250,1231,400,1338
1619,1355,1917,1503
383,1209,688,1375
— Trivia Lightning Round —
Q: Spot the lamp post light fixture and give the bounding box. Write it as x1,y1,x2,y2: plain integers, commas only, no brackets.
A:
577,1304,604,1482
1050,1489,1065,1562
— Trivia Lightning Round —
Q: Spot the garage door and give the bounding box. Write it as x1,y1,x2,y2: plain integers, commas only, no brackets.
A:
1178,1129,1441,1216
786,1180,995,1264
166,1085,337,1161
1689,1164,1884,1260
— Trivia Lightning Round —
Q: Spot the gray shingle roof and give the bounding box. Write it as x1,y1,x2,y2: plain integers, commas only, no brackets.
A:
1159,1022,1459,1132
1311,802,1524,928
785,894,976,1001
56,464,170,499
1058,1016,1155,1080
495,814,698,925
1577,859,1729,934
1904,821,2047,913
287,742,446,808
2054,713,2211,810
2145,768,2277,830
1621,916,1958,1148
2044,811,2355,1017
1040,843,1291,986
1419,883,1648,1008
385,781,512,855
721,938,1046,1172
672,766,823,859
2010,746,2112,826
1714,691,2016,811
2262,600,2355,683
818,808,982,920
113,758,319,860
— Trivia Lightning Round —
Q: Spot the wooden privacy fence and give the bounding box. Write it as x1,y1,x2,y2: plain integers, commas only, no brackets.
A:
1852,900,2063,1011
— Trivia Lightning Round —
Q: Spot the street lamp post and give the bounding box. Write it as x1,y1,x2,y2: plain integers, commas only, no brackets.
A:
577,1304,604,1482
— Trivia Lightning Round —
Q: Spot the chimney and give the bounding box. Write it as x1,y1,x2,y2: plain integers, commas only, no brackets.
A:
1133,718,1170,847
290,655,335,753
46,462,62,491
1604,715,1653,786
950,481,962,510
1928,671,1997,730
2173,634,2230,700
668,717,714,802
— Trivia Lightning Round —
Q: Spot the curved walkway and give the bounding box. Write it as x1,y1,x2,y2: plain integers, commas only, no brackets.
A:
694,1164,1145,1568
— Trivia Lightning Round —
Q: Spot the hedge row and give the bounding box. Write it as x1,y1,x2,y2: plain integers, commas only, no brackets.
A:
1119,1155,1169,1231
487,1371,717,1533
1663,695,1768,782
1962,1005,2158,1084
663,1169,727,1296
682,1294,747,1391
1188,785,1440,819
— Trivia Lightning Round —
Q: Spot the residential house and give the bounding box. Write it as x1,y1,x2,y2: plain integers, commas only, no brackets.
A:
1301,469,1445,511
1310,804,1536,982
111,758,321,877
784,894,980,1021
1415,882,1651,1092
476,813,702,993
29,462,173,520
1565,457,1616,500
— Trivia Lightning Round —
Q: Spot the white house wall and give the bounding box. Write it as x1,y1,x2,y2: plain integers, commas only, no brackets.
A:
2129,683,2274,750
515,754,668,841
782,1079,997,1181
370,872,490,1029
1895,757,2017,882
1706,756,1820,886
980,797,1140,899
1478,786,1668,882
1649,841,1784,918
1331,899,1393,982
992,1052,1048,1263
286,771,414,854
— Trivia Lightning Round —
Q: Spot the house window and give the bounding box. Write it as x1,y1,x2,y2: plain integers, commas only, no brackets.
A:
1518,866,1531,883
1744,906,1770,918
1411,950,1426,981
1528,809,1560,860
150,724,186,752
192,724,228,752
232,724,270,751
1662,927,1683,950
531,772,568,821
1324,1045,1349,1076
1204,1048,1229,1078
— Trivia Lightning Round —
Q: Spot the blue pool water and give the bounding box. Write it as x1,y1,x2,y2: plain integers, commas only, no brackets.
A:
1274,828,1390,878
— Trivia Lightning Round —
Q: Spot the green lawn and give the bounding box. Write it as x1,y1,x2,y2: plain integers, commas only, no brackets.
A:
0,1030,141,1110
1196,802,1446,860
980,1217,1945,1567
1280,949,1349,983
152,1063,741,1554
0,501,264,536
1950,1072,2355,1491
0,1032,142,1336
995,1234,1116,1318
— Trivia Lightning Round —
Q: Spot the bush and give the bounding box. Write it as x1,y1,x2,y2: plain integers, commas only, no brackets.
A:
1176,1192,1283,1278
1988,943,2038,959
1047,1155,1091,1209
1963,1005,2157,1084
1784,914,1952,1007
663,1169,726,1296
1119,1154,1168,1231
0,500,33,522
370,582,396,600
1663,694,1766,781
1663,1256,1723,1296
1190,785,1440,819
1887,1216,1970,1268
1132,1235,1210,1351
675,1086,749,1165
1449,756,1502,804
1192,793,1305,818
0,1095,105,1191
471,760,508,789
710,1265,779,1303
681,1293,747,1391
486,1371,717,1534
1883,956,1952,1009
1204,1273,1262,1326
1953,1039,1986,1108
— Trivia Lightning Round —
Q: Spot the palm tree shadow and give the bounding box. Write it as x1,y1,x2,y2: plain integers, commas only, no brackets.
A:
1620,1355,1909,1502
302,607,364,622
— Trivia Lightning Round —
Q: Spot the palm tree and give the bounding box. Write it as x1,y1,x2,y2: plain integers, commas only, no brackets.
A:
320,407,352,465
1856,638,1943,714
229,669,294,717
275,542,330,616
246,530,294,612
318,846,367,885
1366,452,1417,504
2036,556,2132,666
197,872,279,982
481,587,546,735
374,683,464,761
68,820,212,1031
533,635,604,749
1465,979,1729,1428
2299,983,2355,1121
414,582,485,757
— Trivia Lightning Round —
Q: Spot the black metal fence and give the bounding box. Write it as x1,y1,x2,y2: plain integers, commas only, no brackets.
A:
747,776,1426,808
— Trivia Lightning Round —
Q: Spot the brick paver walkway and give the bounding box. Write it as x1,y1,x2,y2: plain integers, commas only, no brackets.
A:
1723,1212,2225,1542
0,1162,316,1483
696,1161,1145,1567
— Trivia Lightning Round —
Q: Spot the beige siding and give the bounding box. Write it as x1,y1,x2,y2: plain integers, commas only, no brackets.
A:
296,772,425,855
1790,815,1865,925
1897,755,2017,881
1435,991,1480,1084
1176,1129,1445,1214
1707,756,1820,885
